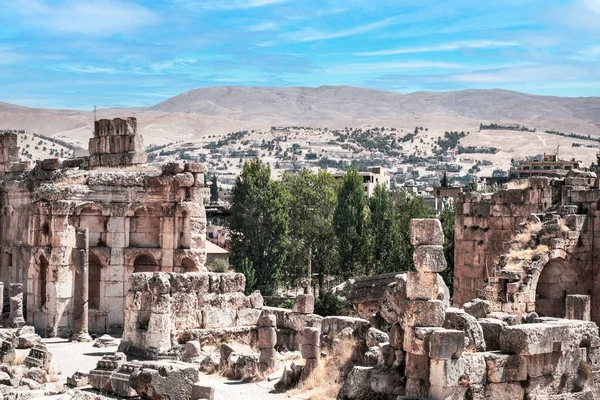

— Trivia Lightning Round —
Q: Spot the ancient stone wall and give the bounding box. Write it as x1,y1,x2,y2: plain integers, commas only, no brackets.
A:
89,117,146,168
455,169,600,325
0,117,208,338
119,272,263,358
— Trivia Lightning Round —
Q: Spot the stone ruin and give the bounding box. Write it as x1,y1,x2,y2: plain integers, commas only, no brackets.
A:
0,116,207,338
454,171,600,325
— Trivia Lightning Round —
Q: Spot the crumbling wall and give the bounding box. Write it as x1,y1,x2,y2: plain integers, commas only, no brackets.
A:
119,272,263,358
88,117,146,168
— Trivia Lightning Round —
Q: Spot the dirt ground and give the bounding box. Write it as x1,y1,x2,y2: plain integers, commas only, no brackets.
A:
14,337,309,400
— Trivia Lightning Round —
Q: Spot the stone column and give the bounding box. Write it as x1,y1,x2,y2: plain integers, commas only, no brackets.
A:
258,313,277,372
0,282,4,320
300,326,320,381
9,283,25,328
72,228,92,341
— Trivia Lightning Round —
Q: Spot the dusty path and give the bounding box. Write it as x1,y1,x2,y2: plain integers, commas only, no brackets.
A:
14,337,308,399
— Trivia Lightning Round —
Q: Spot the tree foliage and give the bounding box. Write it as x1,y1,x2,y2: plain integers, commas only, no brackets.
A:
439,200,455,295
229,159,289,294
210,175,219,203
333,168,368,279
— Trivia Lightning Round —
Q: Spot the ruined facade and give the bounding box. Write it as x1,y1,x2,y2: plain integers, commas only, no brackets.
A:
455,171,600,325
0,117,207,337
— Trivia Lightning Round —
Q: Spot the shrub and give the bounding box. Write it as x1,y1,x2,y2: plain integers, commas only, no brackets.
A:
314,291,349,317
279,299,294,309
211,258,229,273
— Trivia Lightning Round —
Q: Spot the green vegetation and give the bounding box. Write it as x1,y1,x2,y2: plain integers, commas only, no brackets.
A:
314,291,349,317
458,145,498,154
480,123,535,132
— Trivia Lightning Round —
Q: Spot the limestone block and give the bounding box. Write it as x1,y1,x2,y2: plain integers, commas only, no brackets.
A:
184,341,202,359
249,290,264,309
292,294,315,314
405,352,429,380
404,300,445,327
285,313,323,332
485,353,528,383
526,352,560,377
463,298,490,319
565,295,591,321
443,308,485,352
175,173,195,187
428,385,468,400
258,313,276,328
258,327,277,348
302,327,321,347
321,315,369,336
410,219,444,246
389,323,404,349
484,382,524,399
220,273,245,293
203,307,236,328
499,323,568,355
406,271,439,301
236,308,261,327
191,383,215,400
413,245,447,273
130,361,200,400
366,327,389,348
479,318,507,351
430,354,486,387
301,344,320,359
162,162,185,174
428,329,464,359
338,366,376,399
403,326,441,355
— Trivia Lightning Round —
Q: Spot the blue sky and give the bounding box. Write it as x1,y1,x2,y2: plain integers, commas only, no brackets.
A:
1,0,599,108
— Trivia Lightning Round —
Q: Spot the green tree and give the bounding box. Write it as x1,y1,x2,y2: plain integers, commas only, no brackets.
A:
333,168,368,279
439,200,455,295
367,184,394,274
229,159,289,294
390,192,435,270
282,170,339,291
210,175,219,203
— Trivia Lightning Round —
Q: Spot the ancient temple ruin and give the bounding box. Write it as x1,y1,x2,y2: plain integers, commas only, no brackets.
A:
454,172,600,326
0,117,207,337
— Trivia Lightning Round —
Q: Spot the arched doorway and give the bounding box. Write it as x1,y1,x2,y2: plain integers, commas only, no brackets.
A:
133,254,159,273
535,258,592,318
181,257,197,272
89,254,102,309
39,255,48,310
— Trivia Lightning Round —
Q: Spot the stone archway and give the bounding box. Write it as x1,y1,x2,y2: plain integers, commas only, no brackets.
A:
133,254,159,273
535,257,592,318
181,257,197,272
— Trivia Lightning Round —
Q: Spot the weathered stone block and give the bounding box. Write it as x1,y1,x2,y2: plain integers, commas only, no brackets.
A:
499,323,567,355
443,308,485,352
130,361,200,400
301,344,320,359
258,327,277,348
258,313,277,328
485,353,528,383
464,298,490,319
191,383,215,400
405,352,429,380
565,295,591,321
292,294,315,314
428,329,464,359
479,318,507,351
413,245,447,273
302,327,320,347
406,271,439,300
410,219,444,246
405,300,445,327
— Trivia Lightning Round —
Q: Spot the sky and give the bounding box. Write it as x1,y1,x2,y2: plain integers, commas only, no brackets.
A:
0,0,599,109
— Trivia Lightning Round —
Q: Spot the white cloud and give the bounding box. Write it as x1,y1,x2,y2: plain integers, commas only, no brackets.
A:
286,17,397,42
355,40,521,56
174,0,288,10
584,0,600,14
326,61,465,74
247,22,278,32
568,45,600,60
7,0,159,36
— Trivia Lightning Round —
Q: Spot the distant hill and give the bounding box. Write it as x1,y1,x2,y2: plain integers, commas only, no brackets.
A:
1,86,599,149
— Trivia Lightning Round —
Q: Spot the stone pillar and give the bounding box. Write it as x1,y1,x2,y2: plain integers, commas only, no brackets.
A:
258,313,277,372
565,295,591,321
403,219,447,398
72,228,92,341
300,326,320,381
9,283,25,328
0,282,4,320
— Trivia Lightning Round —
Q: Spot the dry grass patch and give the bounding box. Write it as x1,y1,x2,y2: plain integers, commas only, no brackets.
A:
289,337,358,400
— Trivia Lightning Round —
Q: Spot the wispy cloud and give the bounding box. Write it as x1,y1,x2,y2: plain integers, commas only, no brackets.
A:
568,45,600,61
355,40,521,56
247,22,278,32
174,0,288,10
326,61,466,74
286,17,397,42
5,0,159,36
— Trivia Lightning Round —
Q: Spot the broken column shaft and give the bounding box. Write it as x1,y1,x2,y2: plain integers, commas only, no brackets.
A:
72,227,92,342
